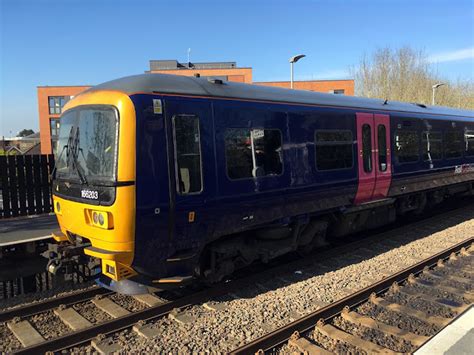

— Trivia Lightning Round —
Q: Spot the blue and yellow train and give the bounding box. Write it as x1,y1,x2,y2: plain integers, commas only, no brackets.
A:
46,74,474,293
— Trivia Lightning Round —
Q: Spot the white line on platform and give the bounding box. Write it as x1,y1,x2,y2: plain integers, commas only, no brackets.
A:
0,234,52,247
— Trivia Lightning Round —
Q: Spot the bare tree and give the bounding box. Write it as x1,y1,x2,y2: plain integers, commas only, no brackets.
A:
352,46,474,109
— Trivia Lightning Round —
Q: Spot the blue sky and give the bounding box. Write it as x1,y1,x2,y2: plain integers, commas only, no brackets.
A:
1,0,473,136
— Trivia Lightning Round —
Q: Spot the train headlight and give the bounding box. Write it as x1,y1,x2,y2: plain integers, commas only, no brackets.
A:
88,210,112,229
55,201,62,215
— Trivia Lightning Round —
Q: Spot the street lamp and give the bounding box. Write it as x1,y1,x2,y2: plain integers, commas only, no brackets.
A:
289,54,306,89
432,83,445,105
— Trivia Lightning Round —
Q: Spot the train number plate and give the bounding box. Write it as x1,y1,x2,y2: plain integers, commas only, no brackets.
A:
81,189,99,200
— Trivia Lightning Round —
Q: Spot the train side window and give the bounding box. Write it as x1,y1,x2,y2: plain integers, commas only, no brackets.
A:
225,128,283,180
465,130,474,157
421,131,443,161
444,131,463,159
314,130,353,171
362,124,372,172
377,125,387,171
225,128,283,179
394,130,419,163
173,115,203,194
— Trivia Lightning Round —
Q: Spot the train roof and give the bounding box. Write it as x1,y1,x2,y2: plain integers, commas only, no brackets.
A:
88,73,474,120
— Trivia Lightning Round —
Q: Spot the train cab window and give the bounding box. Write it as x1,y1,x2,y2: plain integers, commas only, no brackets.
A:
377,125,387,171
314,130,353,171
225,128,283,179
362,125,372,172
394,130,419,163
421,131,443,161
465,130,474,157
173,115,203,194
444,131,463,159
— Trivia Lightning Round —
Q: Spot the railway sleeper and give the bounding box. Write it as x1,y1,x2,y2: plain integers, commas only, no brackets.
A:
407,275,474,303
315,319,396,354
54,305,92,331
288,331,332,355
423,268,474,286
91,334,121,355
340,307,429,347
391,283,470,313
7,318,45,348
369,295,450,328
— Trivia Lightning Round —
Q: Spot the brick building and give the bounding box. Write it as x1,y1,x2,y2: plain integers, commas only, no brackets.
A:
37,85,92,154
38,60,354,154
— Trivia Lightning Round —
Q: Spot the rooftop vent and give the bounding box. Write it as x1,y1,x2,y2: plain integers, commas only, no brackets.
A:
208,78,224,85
413,103,427,108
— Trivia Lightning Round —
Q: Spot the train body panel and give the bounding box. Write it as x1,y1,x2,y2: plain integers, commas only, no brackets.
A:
47,74,474,291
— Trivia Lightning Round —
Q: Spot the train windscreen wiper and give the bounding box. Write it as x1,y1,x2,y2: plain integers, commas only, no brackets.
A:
67,127,89,185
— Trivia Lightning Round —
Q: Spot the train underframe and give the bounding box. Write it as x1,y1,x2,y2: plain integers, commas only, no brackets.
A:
42,182,473,290
196,182,473,283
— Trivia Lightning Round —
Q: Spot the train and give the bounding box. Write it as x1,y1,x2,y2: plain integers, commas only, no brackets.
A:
44,73,474,294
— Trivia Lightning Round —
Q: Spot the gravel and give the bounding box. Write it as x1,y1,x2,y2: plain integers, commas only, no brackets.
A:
73,301,112,324
0,281,96,312
28,310,71,339
384,290,457,319
357,301,440,336
108,294,147,312
332,316,415,353
0,323,22,352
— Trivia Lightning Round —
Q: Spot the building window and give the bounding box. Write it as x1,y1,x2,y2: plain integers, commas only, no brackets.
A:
444,131,463,159
315,130,353,171
421,131,443,161
394,131,419,163
225,128,283,179
329,89,345,94
48,96,70,115
50,118,60,138
173,115,203,194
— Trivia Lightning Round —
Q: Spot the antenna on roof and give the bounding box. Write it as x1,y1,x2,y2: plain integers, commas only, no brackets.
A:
383,99,388,105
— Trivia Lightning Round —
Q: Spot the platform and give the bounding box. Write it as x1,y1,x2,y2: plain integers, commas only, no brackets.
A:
415,305,474,355
0,213,58,247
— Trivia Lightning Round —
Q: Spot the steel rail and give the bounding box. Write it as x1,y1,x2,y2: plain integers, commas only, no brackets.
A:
0,286,110,323
230,237,474,354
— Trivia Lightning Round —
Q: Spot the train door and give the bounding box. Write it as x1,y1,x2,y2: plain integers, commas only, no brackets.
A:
165,98,214,247
354,113,392,204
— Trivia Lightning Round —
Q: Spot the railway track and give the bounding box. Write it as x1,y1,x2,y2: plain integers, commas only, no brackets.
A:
231,238,473,354
1,202,473,354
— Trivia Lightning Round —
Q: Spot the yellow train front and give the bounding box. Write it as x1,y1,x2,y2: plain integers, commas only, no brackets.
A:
47,84,142,292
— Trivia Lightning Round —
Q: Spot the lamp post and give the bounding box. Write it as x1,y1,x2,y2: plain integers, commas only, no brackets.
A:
289,54,306,89
432,83,445,105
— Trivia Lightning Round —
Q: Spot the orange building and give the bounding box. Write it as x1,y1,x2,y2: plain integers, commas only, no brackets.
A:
38,60,354,154
37,85,91,154
253,79,354,95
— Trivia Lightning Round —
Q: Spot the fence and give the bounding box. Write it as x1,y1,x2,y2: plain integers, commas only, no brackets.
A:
0,154,54,218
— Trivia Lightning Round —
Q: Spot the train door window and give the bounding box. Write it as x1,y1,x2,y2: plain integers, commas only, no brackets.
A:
444,131,463,159
225,128,283,179
377,125,387,171
465,130,474,157
394,131,419,163
314,130,353,170
421,131,443,161
173,115,203,194
362,124,372,172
